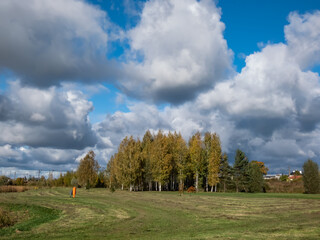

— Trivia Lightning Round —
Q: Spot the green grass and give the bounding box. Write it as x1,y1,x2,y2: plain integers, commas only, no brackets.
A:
0,188,319,239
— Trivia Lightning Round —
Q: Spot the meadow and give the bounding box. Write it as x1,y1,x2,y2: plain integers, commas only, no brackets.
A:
0,188,319,239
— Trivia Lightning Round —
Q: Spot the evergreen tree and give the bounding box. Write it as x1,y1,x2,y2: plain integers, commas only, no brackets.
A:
248,161,264,193
303,159,320,194
233,149,249,192
219,153,231,192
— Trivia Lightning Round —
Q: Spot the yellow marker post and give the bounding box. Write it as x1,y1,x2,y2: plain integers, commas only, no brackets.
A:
73,187,76,198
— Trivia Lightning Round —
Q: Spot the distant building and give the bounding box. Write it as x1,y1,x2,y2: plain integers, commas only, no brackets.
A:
288,175,302,181
264,174,281,180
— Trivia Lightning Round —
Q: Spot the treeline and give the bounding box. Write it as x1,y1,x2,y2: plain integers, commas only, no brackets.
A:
105,130,268,193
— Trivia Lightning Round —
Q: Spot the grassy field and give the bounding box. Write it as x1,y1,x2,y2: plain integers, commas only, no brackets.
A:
0,188,319,239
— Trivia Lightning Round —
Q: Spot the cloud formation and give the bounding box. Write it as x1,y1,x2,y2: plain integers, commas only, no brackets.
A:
121,0,232,104
1,2,320,175
0,82,97,149
0,0,118,86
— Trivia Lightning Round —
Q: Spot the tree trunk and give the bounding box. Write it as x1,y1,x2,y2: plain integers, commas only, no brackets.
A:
215,183,217,192
159,182,162,192
149,181,152,191
121,184,124,191
211,185,214,192
130,184,133,192
156,181,158,191
224,181,226,193
196,171,199,192
205,177,208,192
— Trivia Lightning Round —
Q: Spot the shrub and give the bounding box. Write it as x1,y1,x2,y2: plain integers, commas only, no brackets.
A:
187,186,196,193
0,208,14,228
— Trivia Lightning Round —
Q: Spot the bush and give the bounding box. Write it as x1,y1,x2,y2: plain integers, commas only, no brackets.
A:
0,208,14,228
303,159,320,194
187,186,196,193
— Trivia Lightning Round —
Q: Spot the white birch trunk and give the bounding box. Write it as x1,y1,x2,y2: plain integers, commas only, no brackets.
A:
159,182,162,192
205,177,208,192
196,171,199,192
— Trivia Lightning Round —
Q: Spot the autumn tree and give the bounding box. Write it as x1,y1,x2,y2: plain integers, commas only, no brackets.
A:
77,150,100,189
153,131,172,191
141,130,154,191
172,132,188,191
208,133,222,192
189,132,203,192
303,159,320,194
251,161,268,175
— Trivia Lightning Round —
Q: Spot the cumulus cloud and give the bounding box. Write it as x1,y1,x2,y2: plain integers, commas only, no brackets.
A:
0,0,119,86
0,81,97,149
120,0,232,104
94,10,320,173
1,5,320,175
285,11,320,69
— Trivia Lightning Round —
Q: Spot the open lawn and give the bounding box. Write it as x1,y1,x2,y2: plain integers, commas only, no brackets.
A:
0,188,319,239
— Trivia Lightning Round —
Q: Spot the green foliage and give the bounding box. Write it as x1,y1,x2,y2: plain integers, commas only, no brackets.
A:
15,178,25,186
0,176,10,186
219,153,232,192
233,149,249,192
280,175,288,182
303,159,320,194
248,162,264,193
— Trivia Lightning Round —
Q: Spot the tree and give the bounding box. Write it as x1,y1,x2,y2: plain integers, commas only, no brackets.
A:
219,153,232,192
233,149,249,192
248,161,264,193
153,131,172,191
251,161,268,175
172,132,188,192
303,159,320,194
189,132,203,192
141,130,154,191
77,150,100,189
208,133,221,192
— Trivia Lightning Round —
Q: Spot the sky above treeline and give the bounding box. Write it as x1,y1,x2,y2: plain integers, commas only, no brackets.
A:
0,0,320,177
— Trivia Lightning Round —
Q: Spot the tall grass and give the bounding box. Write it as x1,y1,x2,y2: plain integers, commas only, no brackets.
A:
0,186,29,193
0,209,14,228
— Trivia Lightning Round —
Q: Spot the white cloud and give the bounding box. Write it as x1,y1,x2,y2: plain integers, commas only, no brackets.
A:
285,11,320,69
0,81,96,149
121,0,232,104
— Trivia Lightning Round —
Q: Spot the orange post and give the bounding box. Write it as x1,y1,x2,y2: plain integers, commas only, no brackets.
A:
73,187,76,198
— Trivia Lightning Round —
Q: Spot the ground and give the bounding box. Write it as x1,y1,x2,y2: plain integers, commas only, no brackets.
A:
0,188,320,239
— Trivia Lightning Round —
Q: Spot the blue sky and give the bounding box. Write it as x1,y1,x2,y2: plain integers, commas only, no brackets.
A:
0,0,320,176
